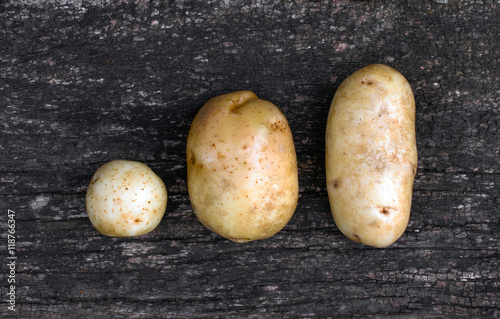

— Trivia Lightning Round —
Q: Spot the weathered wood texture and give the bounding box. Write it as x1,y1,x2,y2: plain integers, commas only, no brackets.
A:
1,0,499,318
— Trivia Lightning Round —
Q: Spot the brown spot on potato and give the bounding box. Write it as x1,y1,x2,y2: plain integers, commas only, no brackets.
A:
379,206,397,215
329,180,341,189
217,152,226,160
270,119,286,133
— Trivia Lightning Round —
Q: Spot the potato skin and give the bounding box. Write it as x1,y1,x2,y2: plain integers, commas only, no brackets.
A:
325,64,417,248
86,160,168,237
187,91,298,243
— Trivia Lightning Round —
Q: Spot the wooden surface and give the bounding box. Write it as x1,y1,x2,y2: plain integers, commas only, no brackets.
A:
1,0,499,318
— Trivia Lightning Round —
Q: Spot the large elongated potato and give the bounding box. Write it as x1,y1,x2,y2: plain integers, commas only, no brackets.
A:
187,91,298,243
326,64,417,248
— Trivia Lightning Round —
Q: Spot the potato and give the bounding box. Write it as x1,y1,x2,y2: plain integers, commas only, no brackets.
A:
86,160,168,237
325,64,417,248
186,91,298,243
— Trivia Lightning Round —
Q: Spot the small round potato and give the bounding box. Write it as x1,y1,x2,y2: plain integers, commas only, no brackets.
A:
326,64,418,248
187,91,299,243
86,160,168,237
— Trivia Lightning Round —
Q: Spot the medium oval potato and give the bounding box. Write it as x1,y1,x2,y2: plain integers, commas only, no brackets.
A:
187,91,299,243
86,160,168,237
325,64,417,248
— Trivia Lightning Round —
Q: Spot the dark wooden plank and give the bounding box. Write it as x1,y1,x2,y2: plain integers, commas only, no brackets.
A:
1,0,499,318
